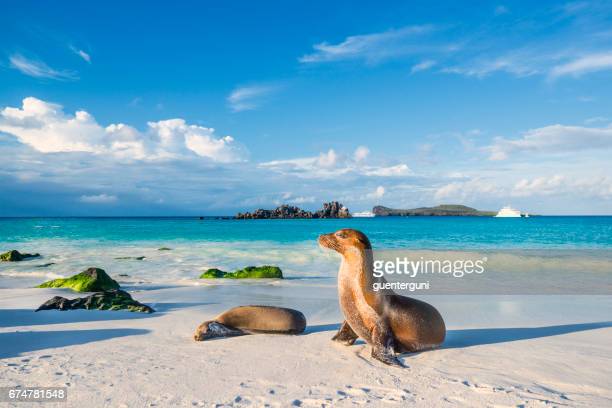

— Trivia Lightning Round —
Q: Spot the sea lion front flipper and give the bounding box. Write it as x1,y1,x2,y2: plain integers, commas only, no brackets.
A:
371,320,405,367
332,321,359,345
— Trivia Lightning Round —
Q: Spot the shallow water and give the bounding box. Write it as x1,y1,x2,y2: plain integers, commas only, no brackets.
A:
0,217,610,289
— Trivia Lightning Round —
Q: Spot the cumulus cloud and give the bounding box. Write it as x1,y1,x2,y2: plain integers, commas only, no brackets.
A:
299,25,437,64
368,186,385,199
259,148,410,179
79,193,117,203
353,146,370,162
486,124,612,160
9,54,77,80
227,85,278,112
0,97,247,163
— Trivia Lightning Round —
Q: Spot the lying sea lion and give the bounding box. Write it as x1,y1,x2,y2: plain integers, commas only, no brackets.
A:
319,228,446,366
194,305,307,341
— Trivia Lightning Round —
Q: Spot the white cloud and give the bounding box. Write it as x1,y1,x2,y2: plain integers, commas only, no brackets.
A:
70,46,91,63
353,146,370,162
441,52,541,78
361,164,411,177
486,124,612,160
512,175,612,198
434,178,501,202
512,175,565,197
227,85,277,112
286,194,316,205
550,52,612,79
584,116,609,125
0,97,247,163
259,149,340,176
367,186,385,199
410,60,436,74
79,193,117,203
299,25,436,64
259,148,410,179
9,54,77,80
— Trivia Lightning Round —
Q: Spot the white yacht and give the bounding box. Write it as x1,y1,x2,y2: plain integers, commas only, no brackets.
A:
495,206,522,218
352,211,376,218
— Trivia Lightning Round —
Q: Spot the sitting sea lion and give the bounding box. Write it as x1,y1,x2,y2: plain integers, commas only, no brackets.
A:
194,305,306,341
319,229,446,366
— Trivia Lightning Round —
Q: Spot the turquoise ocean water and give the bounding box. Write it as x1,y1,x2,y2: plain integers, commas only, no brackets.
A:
1,216,611,248
0,216,611,289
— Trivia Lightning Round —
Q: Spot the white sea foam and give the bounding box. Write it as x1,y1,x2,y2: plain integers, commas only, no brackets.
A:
0,239,609,292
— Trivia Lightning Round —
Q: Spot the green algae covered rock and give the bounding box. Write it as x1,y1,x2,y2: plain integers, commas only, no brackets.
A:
36,289,154,313
37,267,120,292
1,250,40,262
200,268,227,278
158,247,172,251
199,265,283,279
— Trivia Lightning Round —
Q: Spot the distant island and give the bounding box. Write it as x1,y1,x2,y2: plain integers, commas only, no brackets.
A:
236,201,351,219
372,204,496,217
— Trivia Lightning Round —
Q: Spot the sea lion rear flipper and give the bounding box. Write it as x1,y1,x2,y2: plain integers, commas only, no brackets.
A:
371,320,405,367
331,321,359,345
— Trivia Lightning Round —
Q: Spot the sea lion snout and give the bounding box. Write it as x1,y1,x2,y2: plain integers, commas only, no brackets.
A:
318,233,338,251
319,229,372,254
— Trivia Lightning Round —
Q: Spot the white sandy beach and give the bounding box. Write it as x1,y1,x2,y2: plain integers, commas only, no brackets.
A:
1,279,611,407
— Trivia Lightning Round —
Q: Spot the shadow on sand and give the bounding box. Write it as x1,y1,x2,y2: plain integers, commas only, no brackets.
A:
304,321,612,348
304,323,341,334
0,309,155,328
444,321,612,348
0,328,149,359
0,301,216,328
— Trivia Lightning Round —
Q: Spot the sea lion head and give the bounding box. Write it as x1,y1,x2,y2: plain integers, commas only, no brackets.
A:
318,228,371,255
193,320,244,341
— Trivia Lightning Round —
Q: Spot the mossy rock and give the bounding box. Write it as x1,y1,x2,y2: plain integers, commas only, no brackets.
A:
37,267,120,292
199,268,228,278
1,250,40,262
199,265,283,279
36,289,154,313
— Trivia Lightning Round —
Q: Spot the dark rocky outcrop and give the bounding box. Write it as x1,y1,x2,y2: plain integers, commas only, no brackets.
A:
372,204,496,217
236,201,350,219
37,267,120,292
158,247,172,251
114,256,146,260
36,289,154,313
1,250,40,262
200,265,283,279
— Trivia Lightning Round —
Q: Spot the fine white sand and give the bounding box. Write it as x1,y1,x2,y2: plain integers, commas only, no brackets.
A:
1,282,611,407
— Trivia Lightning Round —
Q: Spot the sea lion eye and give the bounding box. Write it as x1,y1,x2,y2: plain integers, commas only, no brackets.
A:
335,231,348,239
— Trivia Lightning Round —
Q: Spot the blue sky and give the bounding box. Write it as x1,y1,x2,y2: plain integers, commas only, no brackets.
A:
1,0,612,215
